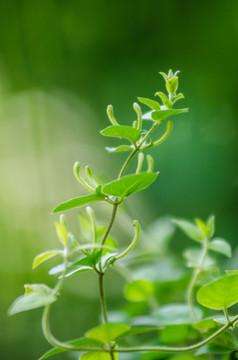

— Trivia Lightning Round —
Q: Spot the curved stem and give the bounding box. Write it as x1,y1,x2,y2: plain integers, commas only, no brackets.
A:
187,240,208,321
101,203,118,246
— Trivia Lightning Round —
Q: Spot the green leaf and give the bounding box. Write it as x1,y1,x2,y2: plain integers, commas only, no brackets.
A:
137,97,161,110
124,280,154,302
151,108,188,122
206,215,215,238
55,221,68,245
226,270,238,275
32,250,61,269
102,172,158,198
153,304,202,325
39,337,104,359
100,125,141,142
106,145,133,153
160,324,190,345
155,92,172,109
52,194,103,213
116,325,159,342
80,352,111,360
8,284,56,315
86,323,130,343
183,248,215,269
193,318,218,331
172,93,185,104
197,274,238,310
173,218,205,242
73,250,103,267
208,238,231,257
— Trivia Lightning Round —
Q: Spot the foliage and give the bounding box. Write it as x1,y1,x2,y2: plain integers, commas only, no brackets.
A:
8,70,238,360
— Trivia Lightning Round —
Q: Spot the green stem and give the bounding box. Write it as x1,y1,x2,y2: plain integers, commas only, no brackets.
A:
98,273,108,323
187,240,208,321
101,203,118,246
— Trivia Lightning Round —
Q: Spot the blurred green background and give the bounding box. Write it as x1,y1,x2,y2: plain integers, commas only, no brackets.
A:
0,0,238,359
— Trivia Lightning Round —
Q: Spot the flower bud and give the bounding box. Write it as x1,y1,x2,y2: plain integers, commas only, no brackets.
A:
166,77,179,95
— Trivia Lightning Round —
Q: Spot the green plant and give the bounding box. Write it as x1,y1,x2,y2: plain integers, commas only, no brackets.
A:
8,70,238,360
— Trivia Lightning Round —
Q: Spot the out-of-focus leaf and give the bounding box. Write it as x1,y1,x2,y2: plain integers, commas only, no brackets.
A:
52,194,104,213
8,284,56,315
226,270,238,275
193,318,217,331
63,266,92,278
33,250,61,269
173,219,204,242
153,304,202,325
116,325,159,342
168,355,206,360
137,97,161,110
80,352,111,360
151,108,188,122
106,145,133,152
197,275,238,310
39,337,104,359
208,238,232,257
160,324,191,344
102,172,158,198
206,215,215,238
100,125,141,142
183,248,215,269
86,323,130,343
196,331,237,355
124,280,154,302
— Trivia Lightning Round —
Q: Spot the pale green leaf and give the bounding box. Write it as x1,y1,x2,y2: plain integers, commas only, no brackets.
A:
63,266,92,278
55,221,68,245
124,280,153,302
86,323,130,343
151,108,188,122
173,219,204,242
52,194,103,213
183,248,215,269
102,172,158,198
153,304,202,325
172,93,185,105
197,275,238,310
106,145,133,153
208,238,231,257
33,250,61,269
100,125,141,142
8,284,56,315
39,337,104,359
137,97,161,110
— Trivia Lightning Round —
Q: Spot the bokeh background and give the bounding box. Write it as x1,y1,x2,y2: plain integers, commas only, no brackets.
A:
0,0,238,359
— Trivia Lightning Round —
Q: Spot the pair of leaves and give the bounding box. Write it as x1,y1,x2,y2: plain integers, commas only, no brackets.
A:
52,172,158,213
8,284,56,316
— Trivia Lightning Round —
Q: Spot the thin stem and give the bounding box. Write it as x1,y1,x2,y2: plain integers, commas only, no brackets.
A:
98,273,108,323
119,121,159,178
101,203,118,246
187,240,208,321
224,306,230,324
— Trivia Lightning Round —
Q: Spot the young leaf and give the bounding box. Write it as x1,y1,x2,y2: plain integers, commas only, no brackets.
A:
151,108,188,122
32,250,62,269
52,194,104,213
137,97,161,110
197,274,238,310
39,337,104,359
105,145,133,153
102,172,158,198
8,284,56,315
124,280,154,302
155,92,172,109
173,219,205,242
73,250,103,267
86,323,130,343
100,125,141,143
208,238,231,257
172,93,185,104
63,266,93,278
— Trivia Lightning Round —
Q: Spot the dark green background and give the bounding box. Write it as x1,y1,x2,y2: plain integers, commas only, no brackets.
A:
0,1,237,359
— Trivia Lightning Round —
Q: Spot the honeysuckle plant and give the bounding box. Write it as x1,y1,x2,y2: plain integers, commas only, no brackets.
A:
8,71,238,360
